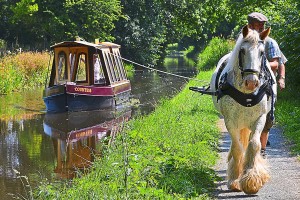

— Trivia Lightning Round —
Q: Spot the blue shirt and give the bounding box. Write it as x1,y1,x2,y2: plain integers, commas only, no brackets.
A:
265,37,286,65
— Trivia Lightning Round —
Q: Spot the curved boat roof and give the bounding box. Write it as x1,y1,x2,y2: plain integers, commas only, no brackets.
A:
51,41,121,49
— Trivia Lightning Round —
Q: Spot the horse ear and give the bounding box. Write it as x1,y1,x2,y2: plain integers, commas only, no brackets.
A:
242,25,249,38
260,27,271,40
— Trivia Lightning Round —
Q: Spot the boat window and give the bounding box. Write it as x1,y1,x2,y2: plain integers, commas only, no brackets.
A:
93,54,106,85
57,51,68,84
69,53,76,80
109,52,121,81
76,53,87,82
102,49,118,84
101,48,128,85
112,48,127,80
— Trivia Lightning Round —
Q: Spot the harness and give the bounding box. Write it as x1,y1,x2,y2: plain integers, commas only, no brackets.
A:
190,41,276,120
217,73,272,107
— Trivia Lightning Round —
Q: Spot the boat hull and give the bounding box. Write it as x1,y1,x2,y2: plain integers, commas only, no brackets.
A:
43,82,131,112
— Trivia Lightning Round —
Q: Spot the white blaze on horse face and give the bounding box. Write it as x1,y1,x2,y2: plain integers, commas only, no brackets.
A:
241,41,263,92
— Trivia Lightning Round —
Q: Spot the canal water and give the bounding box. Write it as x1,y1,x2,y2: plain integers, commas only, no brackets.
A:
0,55,197,199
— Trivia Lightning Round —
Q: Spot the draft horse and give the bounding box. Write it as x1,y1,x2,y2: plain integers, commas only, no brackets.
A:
210,25,276,194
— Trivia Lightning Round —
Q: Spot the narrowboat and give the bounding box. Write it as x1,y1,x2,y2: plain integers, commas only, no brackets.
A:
43,39,131,112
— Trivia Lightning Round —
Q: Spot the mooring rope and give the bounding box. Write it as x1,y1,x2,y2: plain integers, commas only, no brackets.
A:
102,49,208,83
121,56,196,81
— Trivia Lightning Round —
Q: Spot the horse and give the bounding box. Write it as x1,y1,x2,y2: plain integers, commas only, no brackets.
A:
210,25,277,194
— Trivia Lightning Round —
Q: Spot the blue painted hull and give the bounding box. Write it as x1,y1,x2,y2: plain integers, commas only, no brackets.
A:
43,90,130,113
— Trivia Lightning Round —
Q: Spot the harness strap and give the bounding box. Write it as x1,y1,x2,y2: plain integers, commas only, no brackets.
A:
217,80,271,107
261,54,276,121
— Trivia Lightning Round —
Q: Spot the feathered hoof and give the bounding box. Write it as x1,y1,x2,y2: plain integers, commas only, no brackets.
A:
227,179,242,192
240,169,270,194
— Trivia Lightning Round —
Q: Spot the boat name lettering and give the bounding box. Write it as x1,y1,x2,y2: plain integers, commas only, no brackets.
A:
74,87,92,93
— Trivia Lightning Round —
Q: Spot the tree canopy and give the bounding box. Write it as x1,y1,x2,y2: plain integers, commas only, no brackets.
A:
0,0,299,71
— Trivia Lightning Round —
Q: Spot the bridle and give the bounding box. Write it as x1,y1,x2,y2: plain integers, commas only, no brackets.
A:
238,40,265,79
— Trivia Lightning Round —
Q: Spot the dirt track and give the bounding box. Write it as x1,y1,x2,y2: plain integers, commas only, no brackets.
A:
214,119,300,200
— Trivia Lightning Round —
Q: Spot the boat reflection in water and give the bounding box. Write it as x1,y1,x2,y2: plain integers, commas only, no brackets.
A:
43,108,131,179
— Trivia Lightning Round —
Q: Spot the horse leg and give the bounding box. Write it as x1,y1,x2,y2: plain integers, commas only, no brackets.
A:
227,129,244,192
240,128,251,150
240,117,270,194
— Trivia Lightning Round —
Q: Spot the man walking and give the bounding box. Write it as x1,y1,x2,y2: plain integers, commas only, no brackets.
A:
247,12,287,158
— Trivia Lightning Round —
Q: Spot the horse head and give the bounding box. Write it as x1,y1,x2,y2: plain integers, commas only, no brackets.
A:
238,25,270,92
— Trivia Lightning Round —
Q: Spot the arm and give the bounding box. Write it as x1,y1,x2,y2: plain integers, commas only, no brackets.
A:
278,63,286,90
268,57,279,73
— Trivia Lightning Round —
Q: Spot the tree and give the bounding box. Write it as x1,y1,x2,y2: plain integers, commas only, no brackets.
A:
114,0,167,64
0,0,123,49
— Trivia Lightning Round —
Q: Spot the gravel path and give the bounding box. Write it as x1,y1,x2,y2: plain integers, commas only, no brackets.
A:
214,119,300,200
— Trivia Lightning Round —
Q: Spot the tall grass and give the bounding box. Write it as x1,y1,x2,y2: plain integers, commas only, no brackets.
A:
0,52,51,94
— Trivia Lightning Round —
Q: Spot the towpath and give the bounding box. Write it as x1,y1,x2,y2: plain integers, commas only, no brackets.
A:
214,119,300,200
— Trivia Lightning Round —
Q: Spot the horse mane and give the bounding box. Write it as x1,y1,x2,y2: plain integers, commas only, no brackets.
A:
226,29,260,71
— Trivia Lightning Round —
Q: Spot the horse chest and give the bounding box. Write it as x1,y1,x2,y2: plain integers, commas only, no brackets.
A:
219,95,269,126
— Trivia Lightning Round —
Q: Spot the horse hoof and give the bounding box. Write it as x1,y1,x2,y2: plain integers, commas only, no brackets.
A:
227,180,242,192
240,171,270,194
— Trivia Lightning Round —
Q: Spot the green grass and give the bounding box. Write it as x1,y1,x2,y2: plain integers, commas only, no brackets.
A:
124,63,134,79
35,70,220,200
275,85,300,157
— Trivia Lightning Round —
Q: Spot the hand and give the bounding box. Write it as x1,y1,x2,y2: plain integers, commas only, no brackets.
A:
278,78,285,90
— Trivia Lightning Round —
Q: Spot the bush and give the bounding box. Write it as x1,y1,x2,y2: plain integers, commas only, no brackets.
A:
197,37,235,70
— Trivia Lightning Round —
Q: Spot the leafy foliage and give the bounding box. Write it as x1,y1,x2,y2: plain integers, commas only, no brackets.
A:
197,37,235,70
0,0,299,72
114,0,167,64
0,0,123,49
0,52,51,94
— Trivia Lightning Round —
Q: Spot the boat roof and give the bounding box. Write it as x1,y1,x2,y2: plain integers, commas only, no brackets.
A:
50,41,121,49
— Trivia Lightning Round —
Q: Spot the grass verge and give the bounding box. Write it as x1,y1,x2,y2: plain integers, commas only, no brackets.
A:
275,84,300,158
35,71,221,199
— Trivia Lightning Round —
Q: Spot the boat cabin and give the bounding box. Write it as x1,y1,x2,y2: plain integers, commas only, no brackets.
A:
43,40,131,112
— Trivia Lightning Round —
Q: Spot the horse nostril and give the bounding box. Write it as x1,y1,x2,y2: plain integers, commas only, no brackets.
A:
245,80,258,90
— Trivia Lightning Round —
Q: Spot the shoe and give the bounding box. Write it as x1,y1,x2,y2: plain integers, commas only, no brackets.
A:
267,140,270,146
260,149,267,159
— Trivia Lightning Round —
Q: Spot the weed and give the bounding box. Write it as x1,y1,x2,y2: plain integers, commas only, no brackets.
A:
0,52,51,94
8,169,34,200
